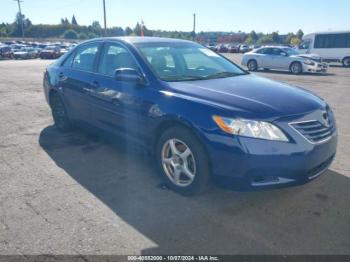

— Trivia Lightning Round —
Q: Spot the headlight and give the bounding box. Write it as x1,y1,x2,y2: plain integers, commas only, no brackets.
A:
304,59,315,66
213,116,289,142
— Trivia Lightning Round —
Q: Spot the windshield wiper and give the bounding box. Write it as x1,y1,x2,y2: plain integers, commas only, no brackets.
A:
204,71,244,79
163,75,207,82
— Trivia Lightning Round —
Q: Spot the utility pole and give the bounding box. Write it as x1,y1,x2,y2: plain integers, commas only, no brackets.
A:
193,13,196,34
192,13,196,40
103,0,107,36
14,0,24,38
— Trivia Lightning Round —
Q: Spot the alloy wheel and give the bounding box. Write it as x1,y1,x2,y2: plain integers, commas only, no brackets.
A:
248,60,257,71
161,139,196,187
291,63,302,74
344,58,350,67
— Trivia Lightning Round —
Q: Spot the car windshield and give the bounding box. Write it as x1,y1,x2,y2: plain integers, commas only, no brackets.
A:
282,48,300,56
136,42,246,82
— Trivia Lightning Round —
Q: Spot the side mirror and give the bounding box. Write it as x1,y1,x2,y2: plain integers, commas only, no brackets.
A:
114,68,145,85
281,52,288,56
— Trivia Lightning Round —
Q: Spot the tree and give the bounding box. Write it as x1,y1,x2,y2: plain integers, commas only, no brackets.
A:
245,36,255,45
62,29,78,39
88,32,98,39
271,32,280,43
71,15,78,26
290,36,301,46
133,22,141,36
257,35,274,45
61,18,69,25
249,30,258,42
286,33,295,45
296,29,304,40
125,27,133,36
78,32,88,39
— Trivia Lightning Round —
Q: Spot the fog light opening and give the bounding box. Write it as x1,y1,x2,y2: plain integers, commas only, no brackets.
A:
252,175,279,184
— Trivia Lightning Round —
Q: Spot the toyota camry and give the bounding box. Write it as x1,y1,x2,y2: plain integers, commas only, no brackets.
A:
43,37,337,195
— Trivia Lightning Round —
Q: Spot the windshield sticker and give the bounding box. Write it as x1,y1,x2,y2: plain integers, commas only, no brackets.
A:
199,48,220,57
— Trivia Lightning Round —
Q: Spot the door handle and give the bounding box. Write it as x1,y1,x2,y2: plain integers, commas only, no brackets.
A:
91,81,100,88
58,72,67,81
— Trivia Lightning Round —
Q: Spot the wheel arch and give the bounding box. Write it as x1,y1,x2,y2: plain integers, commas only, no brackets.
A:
289,60,302,69
152,118,213,173
48,89,59,107
342,56,350,66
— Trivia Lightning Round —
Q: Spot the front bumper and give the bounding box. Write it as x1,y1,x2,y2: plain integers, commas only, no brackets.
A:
303,62,328,73
205,115,337,190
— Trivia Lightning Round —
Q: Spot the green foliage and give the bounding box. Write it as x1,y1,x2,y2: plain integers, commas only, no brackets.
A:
87,32,98,39
0,12,306,45
78,32,88,39
125,27,133,36
257,35,274,45
71,15,78,26
62,29,78,39
249,30,258,42
245,36,255,45
290,36,301,46
296,29,304,39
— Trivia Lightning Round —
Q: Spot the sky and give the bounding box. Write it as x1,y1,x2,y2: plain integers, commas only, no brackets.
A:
1,0,349,34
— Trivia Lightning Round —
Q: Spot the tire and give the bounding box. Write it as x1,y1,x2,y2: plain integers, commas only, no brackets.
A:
290,62,303,74
343,57,350,67
50,93,73,132
247,59,258,71
156,126,211,196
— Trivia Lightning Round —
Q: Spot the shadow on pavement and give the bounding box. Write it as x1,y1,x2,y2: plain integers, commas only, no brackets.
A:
39,126,350,255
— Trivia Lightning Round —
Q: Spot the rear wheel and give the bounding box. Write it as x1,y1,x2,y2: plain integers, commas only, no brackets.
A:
247,59,258,71
156,126,211,196
343,57,350,67
50,93,73,132
290,62,303,74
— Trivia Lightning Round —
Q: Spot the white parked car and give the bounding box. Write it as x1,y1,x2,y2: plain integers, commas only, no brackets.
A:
239,44,250,53
298,31,350,67
241,46,328,74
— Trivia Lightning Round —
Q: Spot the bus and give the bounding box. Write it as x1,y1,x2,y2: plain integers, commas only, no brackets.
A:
298,31,350,67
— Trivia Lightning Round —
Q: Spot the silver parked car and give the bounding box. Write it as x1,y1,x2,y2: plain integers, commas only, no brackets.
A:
241,46,328,74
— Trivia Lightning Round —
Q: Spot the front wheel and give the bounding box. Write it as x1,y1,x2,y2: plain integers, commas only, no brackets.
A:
343,57,350,67
156,127,211,196
290,62,303,74
247,59,258,71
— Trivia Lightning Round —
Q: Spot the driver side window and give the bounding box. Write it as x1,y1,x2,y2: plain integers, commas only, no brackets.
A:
98,43,139,77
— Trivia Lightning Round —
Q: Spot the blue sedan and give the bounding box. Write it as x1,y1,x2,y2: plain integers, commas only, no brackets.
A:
43,37,337,195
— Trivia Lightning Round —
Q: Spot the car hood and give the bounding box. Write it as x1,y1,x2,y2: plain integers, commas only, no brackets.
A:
291,53,322,62
166,74,326,120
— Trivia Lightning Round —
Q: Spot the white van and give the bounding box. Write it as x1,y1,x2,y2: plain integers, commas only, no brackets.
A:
298,31,350,67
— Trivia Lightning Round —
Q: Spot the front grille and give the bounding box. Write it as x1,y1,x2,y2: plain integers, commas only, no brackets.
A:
290,120,335,143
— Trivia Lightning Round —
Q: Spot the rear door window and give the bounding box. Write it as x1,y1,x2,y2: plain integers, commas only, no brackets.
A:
72,43,100,72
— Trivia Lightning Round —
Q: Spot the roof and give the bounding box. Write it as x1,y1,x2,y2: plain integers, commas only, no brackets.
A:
304,30,350,37
87,36,195,45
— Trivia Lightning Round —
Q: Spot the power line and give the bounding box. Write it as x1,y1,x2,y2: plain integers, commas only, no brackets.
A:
14,0,24,38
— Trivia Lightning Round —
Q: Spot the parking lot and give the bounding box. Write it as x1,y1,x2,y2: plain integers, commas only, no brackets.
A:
0,55,349,256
